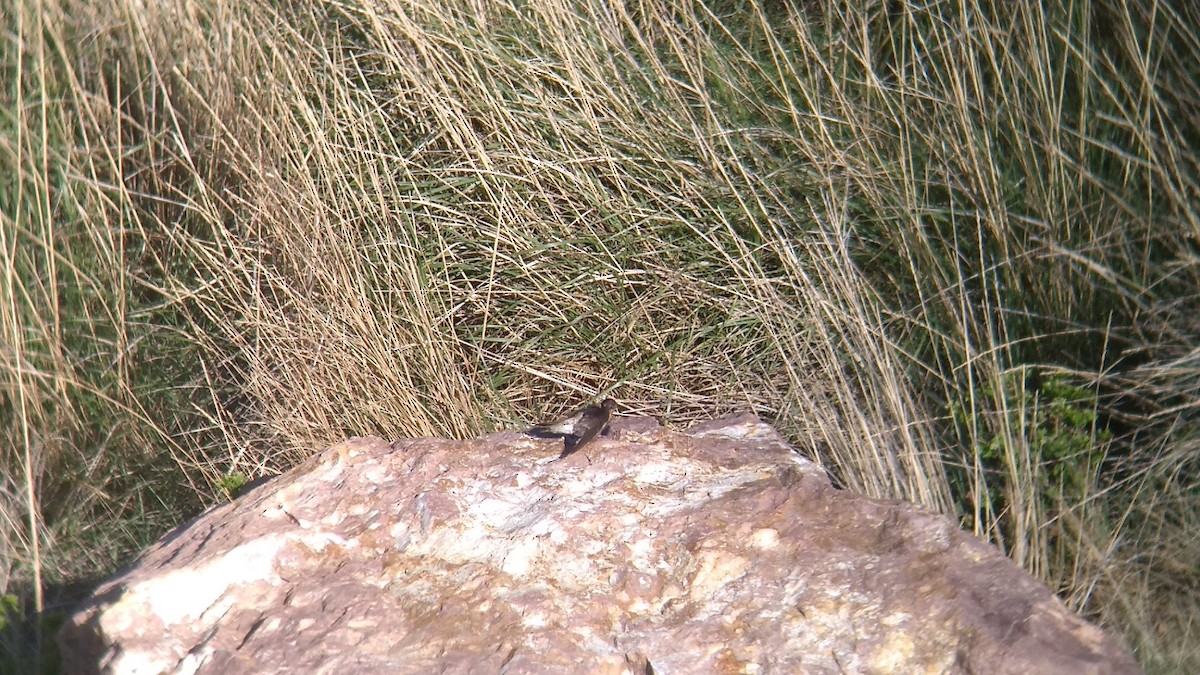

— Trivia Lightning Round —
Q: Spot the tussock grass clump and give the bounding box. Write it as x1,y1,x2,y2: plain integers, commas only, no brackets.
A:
1,0,1196,670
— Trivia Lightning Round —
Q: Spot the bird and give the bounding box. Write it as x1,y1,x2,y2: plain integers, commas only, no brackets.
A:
528,398,616,459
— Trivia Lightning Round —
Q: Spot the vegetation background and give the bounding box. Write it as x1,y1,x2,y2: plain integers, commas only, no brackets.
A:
2,0,1197,671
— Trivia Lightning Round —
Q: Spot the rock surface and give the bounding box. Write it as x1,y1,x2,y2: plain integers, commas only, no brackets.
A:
59,413,1139,674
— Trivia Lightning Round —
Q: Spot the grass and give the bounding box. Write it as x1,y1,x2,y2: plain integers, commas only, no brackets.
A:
1,0,1197,671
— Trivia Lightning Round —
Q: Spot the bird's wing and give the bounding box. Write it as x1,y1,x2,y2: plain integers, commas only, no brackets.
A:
557,410,610,459
531,409,584,435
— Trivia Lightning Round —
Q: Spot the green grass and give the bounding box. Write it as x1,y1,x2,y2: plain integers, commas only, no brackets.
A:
2,0,1197,671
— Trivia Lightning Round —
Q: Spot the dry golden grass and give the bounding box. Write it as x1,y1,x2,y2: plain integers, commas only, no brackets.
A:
2,0,1197,670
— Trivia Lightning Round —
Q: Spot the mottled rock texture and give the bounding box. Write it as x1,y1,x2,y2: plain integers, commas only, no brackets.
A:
59,414,1138,674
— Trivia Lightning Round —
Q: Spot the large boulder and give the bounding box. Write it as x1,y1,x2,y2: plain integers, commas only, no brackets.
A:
59,413,1139,674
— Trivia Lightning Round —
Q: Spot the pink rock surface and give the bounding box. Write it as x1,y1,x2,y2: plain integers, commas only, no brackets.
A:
59,414,1139,674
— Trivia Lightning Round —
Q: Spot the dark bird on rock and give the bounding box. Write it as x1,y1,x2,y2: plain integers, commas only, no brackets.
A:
528,398,616,459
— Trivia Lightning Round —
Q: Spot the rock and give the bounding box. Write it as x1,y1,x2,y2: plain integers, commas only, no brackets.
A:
59,413,1139,674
